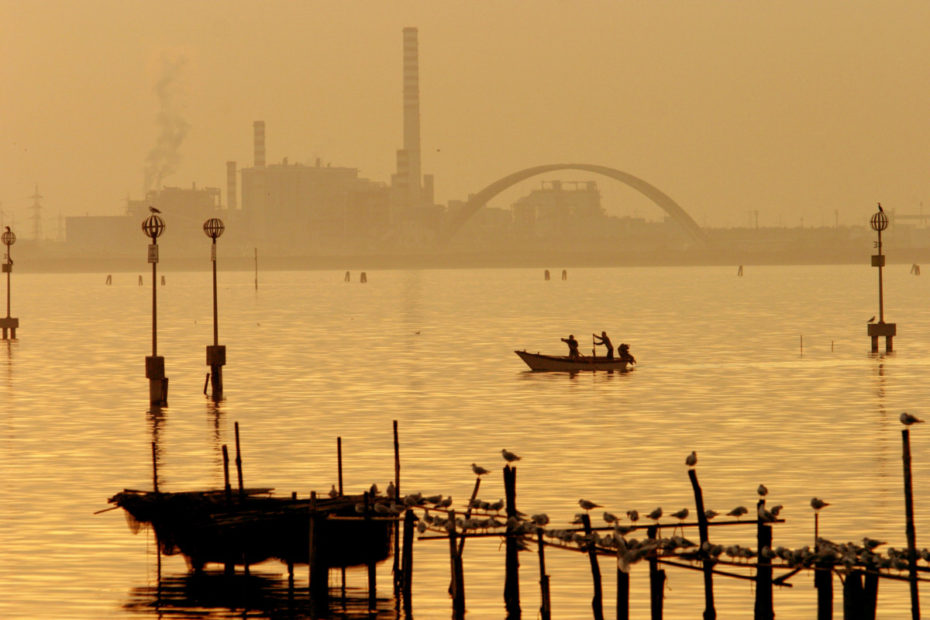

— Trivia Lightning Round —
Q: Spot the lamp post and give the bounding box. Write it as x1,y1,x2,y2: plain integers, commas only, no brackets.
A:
142,212,168,405
868,204,896,353
204,217,226,399
0,228,18,339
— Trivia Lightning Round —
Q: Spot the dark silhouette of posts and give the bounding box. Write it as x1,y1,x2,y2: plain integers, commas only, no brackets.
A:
203,218,226,399
536,529,551,620
580,513,604,620
647,524,666,620
503,465,521,617
401,509,415,616
448,509,465,618
142,213,168,406
868,205,896,352
902,428,920,619
755,500,774,620
0,227,18,339
687,469,716,620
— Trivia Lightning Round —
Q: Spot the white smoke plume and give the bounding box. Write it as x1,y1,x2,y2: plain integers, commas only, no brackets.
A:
143,55,190,193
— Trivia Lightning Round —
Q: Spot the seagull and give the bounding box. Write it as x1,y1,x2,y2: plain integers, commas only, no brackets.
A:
868,316,876,323
626,510,639,522
148,206,161,214
646,507,663,521
578,499,601,511
704,509,719,520
328,484,338,498
369,483,379,496
810,497,829,511
727,506,748,519
758,504,777,522
603,511,618,524
670,508,689,521
770,504,783,517
471,463,490,476
900,412,925,425
757,484,768,497
501,449,521,463
685,451,697,467
386,481,396,499
878,202,884,213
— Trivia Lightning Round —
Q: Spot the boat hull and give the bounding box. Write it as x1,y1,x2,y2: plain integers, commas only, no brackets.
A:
515,350,631,372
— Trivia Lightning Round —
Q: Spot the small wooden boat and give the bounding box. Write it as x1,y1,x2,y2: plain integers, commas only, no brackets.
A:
515,350,633,372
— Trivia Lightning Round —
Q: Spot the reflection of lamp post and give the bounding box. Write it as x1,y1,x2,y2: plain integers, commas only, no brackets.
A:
0,228,18,339
142,212,168,405
868,204,896,353
203,218,226,399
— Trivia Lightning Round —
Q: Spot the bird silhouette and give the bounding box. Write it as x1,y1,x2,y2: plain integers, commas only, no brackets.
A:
757,484,768,497
328,484,338,498
704,509,719,520
148,206,161,214
471,463,490,476
868,316,876,323
900,412,925,425
685,451,697,467
626,509,639,522
878,203,884,213
670,508,689,521
646,507,663,521
501,449,521,463
578,499,601,511
810,497,829,510
727,506,748,519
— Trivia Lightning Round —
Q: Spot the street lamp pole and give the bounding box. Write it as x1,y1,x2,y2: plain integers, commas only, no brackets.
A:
203,218,226,400
868,204,896,353
142,212,167,405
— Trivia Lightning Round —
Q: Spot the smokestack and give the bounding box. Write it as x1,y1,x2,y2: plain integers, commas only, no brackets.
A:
253,120,266,168
226,161,237,209
402,27,421,204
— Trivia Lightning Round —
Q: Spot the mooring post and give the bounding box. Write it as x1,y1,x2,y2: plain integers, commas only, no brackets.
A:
536,529,551,620
842,569,865,619
448,509,465,618
616,547,630,620
647,524,666,620
687,469,716,620
863,571,879,619
309,491,329,611
0,227,19,340
393,420,401,597
336,435,346,600
755,499,774,620
142,212,168,406
402,509,415,615
364,491,376,610
815,560,833,620
581,512,605,620
902,428,921,619
457,476,482,557
222,444,231,502
234,422,244,499
503,465,521,617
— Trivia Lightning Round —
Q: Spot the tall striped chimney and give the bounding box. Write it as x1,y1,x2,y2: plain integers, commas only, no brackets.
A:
402,27,421,205
226,161,237,209
253,120,266,168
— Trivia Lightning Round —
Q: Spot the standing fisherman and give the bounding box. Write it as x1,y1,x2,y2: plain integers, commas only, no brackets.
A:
561,334,580,359
593,331,614,359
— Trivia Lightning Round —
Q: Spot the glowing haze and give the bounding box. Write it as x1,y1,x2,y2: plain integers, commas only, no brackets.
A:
1,1,928,228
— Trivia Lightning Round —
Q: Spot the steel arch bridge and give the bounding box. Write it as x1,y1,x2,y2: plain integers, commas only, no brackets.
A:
439,163,707,245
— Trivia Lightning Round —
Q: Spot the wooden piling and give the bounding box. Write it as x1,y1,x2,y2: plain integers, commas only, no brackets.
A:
537,529,551,620
457,476,482,557
842,569,864,619
448,509,465,618
503,465,521,617
902,428,921,620
308,491,329,610
151,442,159,494
337,436,343,494
755,499,774,620
222,445,231,502
648,524,666,620
363,491,377,610
581,512,605,620
393,420,401,597
815,561,833,620
863,571,879,620
402,509,415,616
616,549,630,620
234,422,243,499
687,469,716,620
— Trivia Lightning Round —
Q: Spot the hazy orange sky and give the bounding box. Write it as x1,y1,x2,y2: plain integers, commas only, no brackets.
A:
2,1,928,231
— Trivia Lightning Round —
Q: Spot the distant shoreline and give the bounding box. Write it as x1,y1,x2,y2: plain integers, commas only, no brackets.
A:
11,248,930,274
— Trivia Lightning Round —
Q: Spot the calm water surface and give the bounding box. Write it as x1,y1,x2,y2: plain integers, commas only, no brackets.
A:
3,265,930,618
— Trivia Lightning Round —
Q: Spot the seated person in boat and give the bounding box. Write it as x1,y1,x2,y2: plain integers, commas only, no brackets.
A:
619,343,636,364
561,334,580,359
593,331,614,359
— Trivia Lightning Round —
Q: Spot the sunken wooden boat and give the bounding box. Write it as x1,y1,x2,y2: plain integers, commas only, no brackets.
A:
515,350,633,372
109,488,393,571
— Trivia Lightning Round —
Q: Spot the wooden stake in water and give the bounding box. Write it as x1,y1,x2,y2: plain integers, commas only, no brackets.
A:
234,422,243,498
902,428,921,620
580,512,604,620
687,469,716,620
